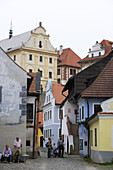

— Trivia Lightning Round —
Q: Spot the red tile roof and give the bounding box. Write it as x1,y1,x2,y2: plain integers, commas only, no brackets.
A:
57,48,81,68
82,53,113,98
99,112,113,115
52,83,68,104
29,73,37,93
79,40,113,63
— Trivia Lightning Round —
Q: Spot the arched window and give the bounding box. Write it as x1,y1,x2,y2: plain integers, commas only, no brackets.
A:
39,41,42,48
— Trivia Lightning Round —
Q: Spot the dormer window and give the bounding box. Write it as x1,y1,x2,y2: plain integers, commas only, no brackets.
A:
39,41,42,48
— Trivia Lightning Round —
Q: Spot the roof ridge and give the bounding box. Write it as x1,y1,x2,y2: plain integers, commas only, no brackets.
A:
82,53,113,97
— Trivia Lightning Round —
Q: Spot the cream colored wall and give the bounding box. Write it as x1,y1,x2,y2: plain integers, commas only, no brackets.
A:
7,26,57,91
90,118,113,152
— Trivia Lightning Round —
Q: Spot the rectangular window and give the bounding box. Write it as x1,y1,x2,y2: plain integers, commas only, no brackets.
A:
90,130,93,146
49,72,52,78
50,129,52,137
47,96,48,102
40,56,43,62
49,95,50,101
49,58,52,63
40,70,42,77
29,54,32,60
70,69,73,75
0,86,2,104
57,79,60,84
48,111,49,120
50,110,52,119
48,129,49,138
95,128,97,147
73,70,76,75
94,104,102,114
82,106,84,119
27,104,33,123
26,140,30,146
29,69,32,73
79,108,81,121
57,69,60,75
45,112,47,121
14,55,16,61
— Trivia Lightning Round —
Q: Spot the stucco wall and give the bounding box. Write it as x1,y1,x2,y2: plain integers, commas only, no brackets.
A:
0,49,27,154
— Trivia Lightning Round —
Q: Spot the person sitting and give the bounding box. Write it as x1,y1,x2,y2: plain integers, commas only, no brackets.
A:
1,145,12,163
13,137,22,162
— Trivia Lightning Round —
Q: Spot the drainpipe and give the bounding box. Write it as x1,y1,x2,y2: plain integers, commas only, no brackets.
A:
33,98,37,159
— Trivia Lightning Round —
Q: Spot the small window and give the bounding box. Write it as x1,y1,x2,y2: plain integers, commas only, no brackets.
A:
46,130,47,138
99,52,101,56
39,121,41,124
40,56,43,62
94,104,102,114
49,72,52,78
40,70,42,77
90,130,93,146
48,129,49,138
48,111,49,120
49,58,52,64
70,69,73,75
57,69,60,75
50,129,52,137
29,54,32,60
95,128,97,147
57,79,60,84
79,108,81,121
29,69,32,73
39,41,42,48
50,110,52,119
27,104,33,123
82,106,84,119
0,86,2,104
14,55,16,61
73,70,76,75
26,140,30,146
92,53,94,57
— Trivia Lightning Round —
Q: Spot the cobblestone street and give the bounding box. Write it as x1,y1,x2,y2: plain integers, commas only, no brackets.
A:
0,149,113,170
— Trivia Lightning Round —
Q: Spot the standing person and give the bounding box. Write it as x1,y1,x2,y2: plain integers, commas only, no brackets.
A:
46,138,52,158
57,137,63,157
1,145,12,163
13,137,22,162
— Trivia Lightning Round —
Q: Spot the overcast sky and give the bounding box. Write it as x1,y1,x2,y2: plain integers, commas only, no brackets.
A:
0,0,113,58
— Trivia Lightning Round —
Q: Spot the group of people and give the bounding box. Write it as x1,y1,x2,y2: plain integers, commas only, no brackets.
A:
1,137,22,163
46,137,64,158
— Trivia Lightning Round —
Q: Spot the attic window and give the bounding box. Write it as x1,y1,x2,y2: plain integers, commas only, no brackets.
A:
92,53,94,57
39,41,42,48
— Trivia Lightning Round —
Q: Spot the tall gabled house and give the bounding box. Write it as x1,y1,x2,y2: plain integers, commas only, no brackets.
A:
57,46,81,85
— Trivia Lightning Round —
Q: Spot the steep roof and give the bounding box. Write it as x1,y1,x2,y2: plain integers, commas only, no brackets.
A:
79,40,113,63
82,56,113,98
62,51,113,100
28,72,40,94
52,83,68,105
0,31,31,52
57,48,81,68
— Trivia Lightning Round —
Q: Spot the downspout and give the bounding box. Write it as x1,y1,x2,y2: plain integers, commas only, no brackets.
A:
33,98,37,158
87,99,89,158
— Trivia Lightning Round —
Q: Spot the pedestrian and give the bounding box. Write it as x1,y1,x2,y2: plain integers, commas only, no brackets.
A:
1,145,12,163
53,143,57,157
46,138,52,158
13,136,22,162
57,137,63,157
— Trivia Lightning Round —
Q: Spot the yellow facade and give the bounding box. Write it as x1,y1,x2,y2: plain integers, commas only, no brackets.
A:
5,24,57,91
90,116,113,152
38,127,43,147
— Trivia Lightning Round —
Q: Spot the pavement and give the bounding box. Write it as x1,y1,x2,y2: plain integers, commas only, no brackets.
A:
0,148,113,170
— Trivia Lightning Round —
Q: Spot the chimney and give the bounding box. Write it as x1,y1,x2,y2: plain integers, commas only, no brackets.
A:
59,45,63,55
39,22,42,27
9,21,13,39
